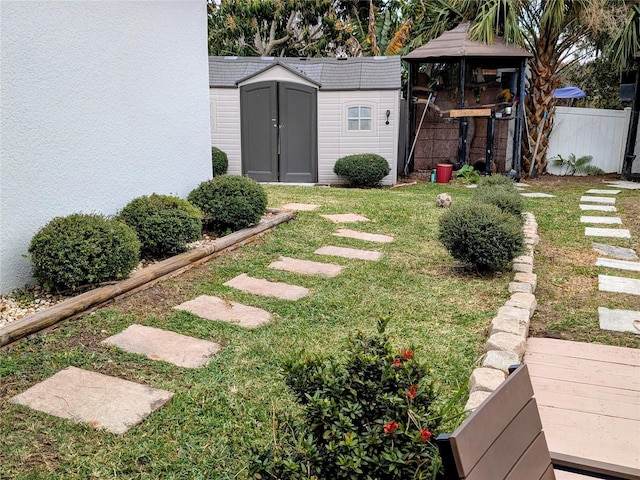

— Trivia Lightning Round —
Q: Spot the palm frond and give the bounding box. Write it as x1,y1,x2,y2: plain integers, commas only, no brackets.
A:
385,19,412,56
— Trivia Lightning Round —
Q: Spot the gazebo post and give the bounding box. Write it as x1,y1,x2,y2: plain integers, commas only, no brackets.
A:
512,58,526,181
458,58,467,167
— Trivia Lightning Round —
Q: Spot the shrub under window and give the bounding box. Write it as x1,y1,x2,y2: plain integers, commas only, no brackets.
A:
211,147,229,177
333,153,390,187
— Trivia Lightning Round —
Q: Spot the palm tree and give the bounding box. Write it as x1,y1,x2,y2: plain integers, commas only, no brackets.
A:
408,0,640,176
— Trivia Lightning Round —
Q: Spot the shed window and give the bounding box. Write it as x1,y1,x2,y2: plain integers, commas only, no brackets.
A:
347,106,372,131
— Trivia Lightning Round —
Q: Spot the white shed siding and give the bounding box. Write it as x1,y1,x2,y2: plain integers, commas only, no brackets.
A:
317,90,398,185
547,107,630,174
211,89,242,176
0,1,211,294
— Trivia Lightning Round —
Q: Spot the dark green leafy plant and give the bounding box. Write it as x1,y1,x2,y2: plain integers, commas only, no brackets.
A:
28,213,140,291
118,194,203,258
249,320,455,480
439,203,525,272
212,147,229,177
187,175,267,234
455,165,480,184
334,154,391,187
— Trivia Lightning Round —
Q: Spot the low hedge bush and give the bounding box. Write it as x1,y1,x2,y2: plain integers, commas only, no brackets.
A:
118,194,203,258
473,185,525,220
187,175,267,234
477,174,518,192
249,320,447,479
333,153,390,187
28,213,140,291
439,202,525,272
211,147,228,177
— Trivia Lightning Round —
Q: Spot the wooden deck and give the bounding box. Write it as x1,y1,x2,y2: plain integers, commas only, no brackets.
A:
524,338,640,479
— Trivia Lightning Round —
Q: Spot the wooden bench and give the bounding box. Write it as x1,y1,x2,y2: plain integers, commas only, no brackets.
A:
436,365,626,480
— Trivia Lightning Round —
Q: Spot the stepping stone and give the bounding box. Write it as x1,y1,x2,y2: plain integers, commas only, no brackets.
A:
333,228,394,243
593,243,639,261
102,324,221,368
268,256,343,277
580,216,622,225
465,184,478,189
281,203,319,211
579,204,617,212
585,189,620,195
598,307,640,335
520,192,556,198
10,366,173,434
517,182,530,187
585,227,631,239
321,213,370,223
607,181,640,190
315,245,382,261
579,196,616,204
598,274,640,296
224,274,309,300
174,295,271,328
596,257,640,272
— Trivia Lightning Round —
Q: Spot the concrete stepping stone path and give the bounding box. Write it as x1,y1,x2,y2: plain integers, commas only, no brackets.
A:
174,295,271,328
598,307,640,335
579,196,616,204
593,243,639,261
607,181,640,190
585,189,620,195
321,213,369,223
585,227,631,239
579,204,617,212
10,366,173,434
580,216,622,225
268,256,343,277
281,203,319,211
102,324,221,368
596,257,640,273
224,273,309,300
333,228,394,243
598,275,640,296
520,192,556,198
315,245,382,261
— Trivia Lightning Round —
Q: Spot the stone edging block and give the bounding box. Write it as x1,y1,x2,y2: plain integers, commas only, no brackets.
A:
464,212,539,411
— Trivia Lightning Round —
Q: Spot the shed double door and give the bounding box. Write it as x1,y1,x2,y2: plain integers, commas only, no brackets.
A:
240,81,317,183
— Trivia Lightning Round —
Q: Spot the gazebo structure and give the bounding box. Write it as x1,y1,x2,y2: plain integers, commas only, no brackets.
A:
621,51,640,180
402,23,532,179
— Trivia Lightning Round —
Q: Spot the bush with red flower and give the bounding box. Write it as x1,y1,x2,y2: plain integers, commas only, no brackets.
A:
249,319,457,479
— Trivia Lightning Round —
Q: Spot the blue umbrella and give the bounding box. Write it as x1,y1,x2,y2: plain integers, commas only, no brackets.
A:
553,86,586,99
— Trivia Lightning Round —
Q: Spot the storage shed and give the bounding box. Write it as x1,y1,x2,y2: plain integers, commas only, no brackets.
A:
208,56,401,185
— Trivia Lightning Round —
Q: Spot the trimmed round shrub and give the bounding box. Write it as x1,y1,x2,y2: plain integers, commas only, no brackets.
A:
28,213,140,291
187,175,267,234
477,174,518,192
439,203,525,271
211,147,228,177
333,153,390,187
118,194,203,258
473,185,525,219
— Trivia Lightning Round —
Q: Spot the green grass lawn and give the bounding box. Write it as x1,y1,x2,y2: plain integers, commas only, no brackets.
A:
0,179,638,479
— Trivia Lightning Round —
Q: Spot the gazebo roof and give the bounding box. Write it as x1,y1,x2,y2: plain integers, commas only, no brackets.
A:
403,22,532,61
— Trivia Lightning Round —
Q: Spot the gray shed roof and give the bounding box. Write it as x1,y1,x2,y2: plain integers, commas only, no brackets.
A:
209,56,401,90
403,22,532,61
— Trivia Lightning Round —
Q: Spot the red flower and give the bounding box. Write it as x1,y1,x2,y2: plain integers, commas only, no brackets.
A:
402,349,414,360
392,357,402,369
407,384,418,400
420,429,432,442
383,420,399,434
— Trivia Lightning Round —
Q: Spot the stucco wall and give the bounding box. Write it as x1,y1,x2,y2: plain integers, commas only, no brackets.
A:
0,1,211,294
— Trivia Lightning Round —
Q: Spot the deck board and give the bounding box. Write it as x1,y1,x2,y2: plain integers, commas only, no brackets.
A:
525,338,640,478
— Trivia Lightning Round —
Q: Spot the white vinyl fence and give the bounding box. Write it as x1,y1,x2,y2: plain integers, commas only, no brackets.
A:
546,106,634,174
